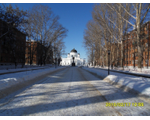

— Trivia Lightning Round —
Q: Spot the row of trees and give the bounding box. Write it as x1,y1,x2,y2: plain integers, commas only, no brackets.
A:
83,3,150,69
25,4,67,65
0,4,67,66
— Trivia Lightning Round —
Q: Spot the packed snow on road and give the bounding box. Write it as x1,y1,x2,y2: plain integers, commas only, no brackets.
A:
0,67,150,116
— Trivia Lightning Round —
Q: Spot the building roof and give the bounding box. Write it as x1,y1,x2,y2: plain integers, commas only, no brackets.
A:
71,48,77,53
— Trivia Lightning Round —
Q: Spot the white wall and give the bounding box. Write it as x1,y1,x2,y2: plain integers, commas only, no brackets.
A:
61,52,84,66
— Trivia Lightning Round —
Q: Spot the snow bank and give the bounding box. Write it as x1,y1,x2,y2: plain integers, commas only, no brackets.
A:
83,67,150,97
90,66,150,75
0,65,53,74
0,64,53,70
0,67,66,91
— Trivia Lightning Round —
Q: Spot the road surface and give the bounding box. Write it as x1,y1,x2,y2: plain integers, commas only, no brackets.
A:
0,67,150,116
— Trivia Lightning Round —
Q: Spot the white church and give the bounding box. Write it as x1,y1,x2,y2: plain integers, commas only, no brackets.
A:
60,48,85,66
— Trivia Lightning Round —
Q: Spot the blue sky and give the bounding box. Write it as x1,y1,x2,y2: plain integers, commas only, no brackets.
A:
9,3,95,61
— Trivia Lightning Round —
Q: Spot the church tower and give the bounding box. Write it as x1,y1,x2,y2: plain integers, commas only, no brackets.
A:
60,48,85,66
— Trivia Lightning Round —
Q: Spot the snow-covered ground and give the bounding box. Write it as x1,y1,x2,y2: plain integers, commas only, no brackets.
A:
0,66,66,91
1,67,150,116
0,64,53,70
0,65,53,74
82,67,150,97
92,66,150,74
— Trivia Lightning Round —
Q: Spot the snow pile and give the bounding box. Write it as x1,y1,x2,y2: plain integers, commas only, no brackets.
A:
0,67,65,91
0,65,53,74
83,67,150,97
0,64,53,70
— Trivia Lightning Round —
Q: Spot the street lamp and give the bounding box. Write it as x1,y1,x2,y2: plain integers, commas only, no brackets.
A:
108,50,111,75
72,56,75,66
55,58,57,68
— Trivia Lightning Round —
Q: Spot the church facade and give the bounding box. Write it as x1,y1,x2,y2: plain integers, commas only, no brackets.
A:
60,48,85,66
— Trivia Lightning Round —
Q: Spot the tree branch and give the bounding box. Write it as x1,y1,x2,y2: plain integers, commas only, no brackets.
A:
119,3,136,20
106,3,135,27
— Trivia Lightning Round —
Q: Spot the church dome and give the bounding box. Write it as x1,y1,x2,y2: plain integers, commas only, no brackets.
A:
71,48,77,53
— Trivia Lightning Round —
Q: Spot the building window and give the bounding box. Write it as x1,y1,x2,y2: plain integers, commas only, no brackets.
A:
132,53,134,57
132,60,134,64
135,53,138,57
132,34,134,39
135,60,138,64
132,41,137,46
145,43,148,47
145,59,148,64
132,47,134,50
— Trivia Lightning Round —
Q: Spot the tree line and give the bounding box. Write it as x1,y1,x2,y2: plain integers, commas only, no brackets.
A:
0,4,67,67
83,3,150,69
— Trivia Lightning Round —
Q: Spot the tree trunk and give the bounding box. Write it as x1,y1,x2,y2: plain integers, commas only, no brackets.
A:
121,41,124,68
136,3,142,69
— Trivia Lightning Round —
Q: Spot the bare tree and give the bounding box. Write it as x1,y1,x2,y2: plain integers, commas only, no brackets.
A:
108,3,150,69
26,4,67,66
105,3,132,68
84,3,150,70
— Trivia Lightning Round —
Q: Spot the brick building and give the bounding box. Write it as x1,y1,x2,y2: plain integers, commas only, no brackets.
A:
97,21,150,69
122,21,150,69
25,41,53,65
0,20,26,66
98,43,121,67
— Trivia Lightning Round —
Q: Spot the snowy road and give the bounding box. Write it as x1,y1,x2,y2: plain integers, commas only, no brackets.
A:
0,67,150,116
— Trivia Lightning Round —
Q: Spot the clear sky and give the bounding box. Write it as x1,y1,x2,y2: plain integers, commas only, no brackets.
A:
8,3,95,61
